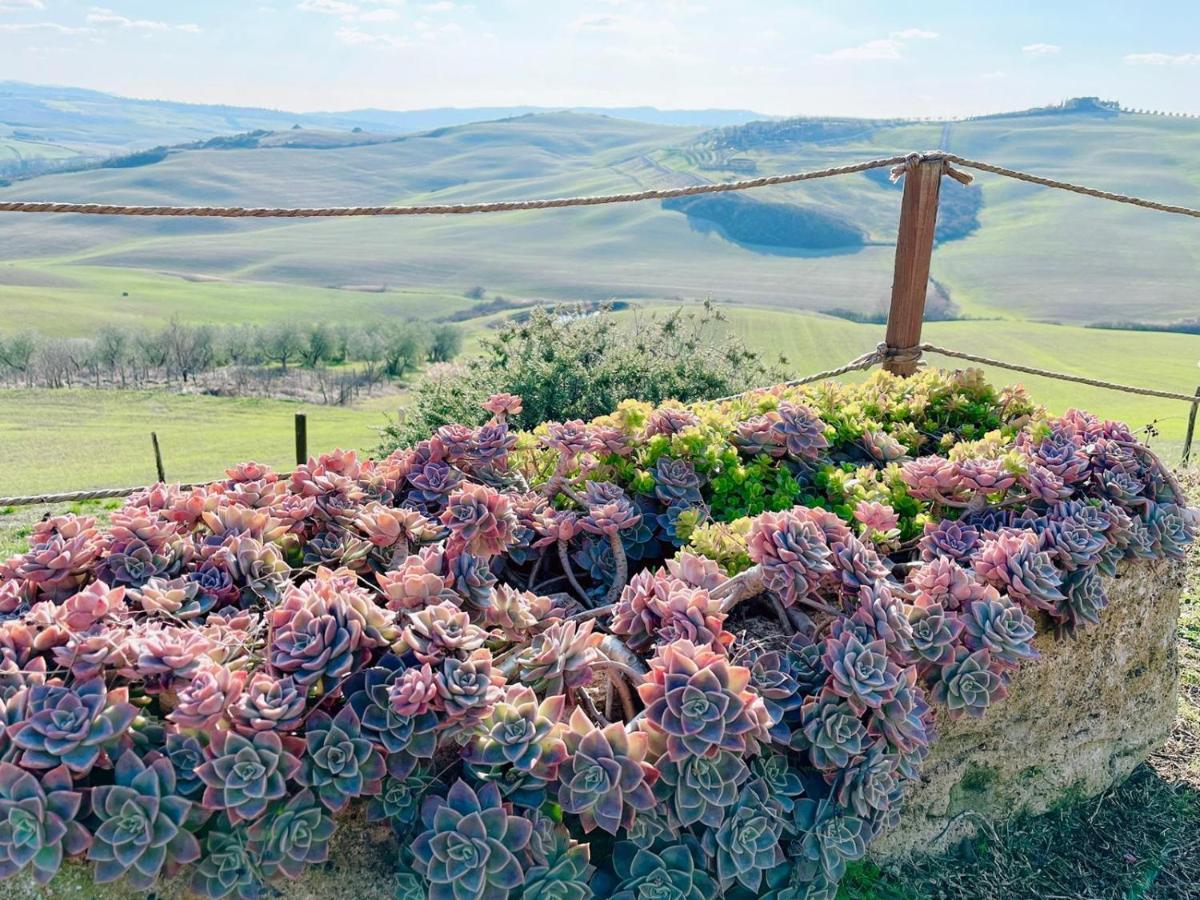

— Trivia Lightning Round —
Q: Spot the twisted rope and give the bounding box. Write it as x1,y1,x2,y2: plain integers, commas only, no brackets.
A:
0,155,910,218
0,486,159,506
708,345,888,404
942,152,1200,219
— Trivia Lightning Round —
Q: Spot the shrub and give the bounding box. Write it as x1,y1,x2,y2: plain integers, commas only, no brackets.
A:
377,302,788,450
0,367,1191,897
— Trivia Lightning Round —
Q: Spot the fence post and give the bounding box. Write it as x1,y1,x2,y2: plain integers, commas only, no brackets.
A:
295,413,308,466
1183,386,1200,465
150,432,166,483
883,155,945,376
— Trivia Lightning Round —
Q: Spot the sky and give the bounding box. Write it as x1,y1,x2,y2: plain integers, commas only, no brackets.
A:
1,0,1198,117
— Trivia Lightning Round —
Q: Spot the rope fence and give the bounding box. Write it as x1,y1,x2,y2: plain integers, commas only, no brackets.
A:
1,149,1197,506
3,341,1195,508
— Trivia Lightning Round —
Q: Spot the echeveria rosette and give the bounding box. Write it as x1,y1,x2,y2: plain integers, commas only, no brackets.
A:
466,686,567,777
87,751,202,890
653,457,704,506
832,741,902,821
0,762,89,885
610,841,716,900
300,706,385,813
516,619,599,697
655,748,748,829
795,688,868,771
918,519,980,563
960,594,1038,668
771,402,829,462
344,655,439,780
163,732,208,798
245,789,335,882
558,707,658,835
907,603,963,672
822,630,901,715
791,797,869,882
195,729,303,825
747,509,835,608
520,836,594,900
702,777,786,893
410,779,532,900
440,483,518,558
367,768,436,828
739,648,807,744
638,639,771,762
401,600,486,665
190,822,263,900
931,648,1008,719
752,750,807,814
228,673,307,735
972,530,1066,617
9,678,137,774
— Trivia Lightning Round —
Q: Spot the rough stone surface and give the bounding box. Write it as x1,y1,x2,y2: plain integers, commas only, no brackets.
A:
871,558,1184,860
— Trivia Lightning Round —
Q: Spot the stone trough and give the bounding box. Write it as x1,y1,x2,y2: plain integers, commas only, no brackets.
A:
16,559,1183,898
871,557,1184,860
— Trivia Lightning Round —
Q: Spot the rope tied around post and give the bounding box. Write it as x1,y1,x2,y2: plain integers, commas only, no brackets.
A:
889,151,975,187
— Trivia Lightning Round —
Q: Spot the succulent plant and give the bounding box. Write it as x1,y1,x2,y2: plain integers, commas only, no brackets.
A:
907,603,963,670
653,457,704,506
656,748,748,828
367,768,436,827
301,706,385,812
959,594,1038,668
1060,566,1109,633
558,707,658,835
401,600,486,664
972,530,1065,615
918,519,980,563
467,685,567,775
229,673,308,735
9,678,137,774
931,648,1007,719
163,731,208,797
739,648,807,744
752,750,807,813
169,664,246,731
638,639,770,762
796,688,868,770
610,841,717,900
771,402,829,461
520,834,595,900
438,648,504,726
704,777,786,892
245,788,335,881
747,510,834,608
196,729,302,824
517,619,600,696
832,741,901,819
791,797,869,882
190,822,263,900
441,483,518,558
87,751,201,889
0,762,89,884
822,630,901,714
344,654,439,779
411,779,532,900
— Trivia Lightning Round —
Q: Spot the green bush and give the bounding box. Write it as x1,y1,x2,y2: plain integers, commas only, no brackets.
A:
378,302,786,451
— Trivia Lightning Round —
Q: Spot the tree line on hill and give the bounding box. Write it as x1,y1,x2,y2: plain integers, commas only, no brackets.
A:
0,319,462,405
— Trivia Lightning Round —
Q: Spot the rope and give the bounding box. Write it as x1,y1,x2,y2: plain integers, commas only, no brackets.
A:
0,155,910,218
942,153,1200,219
0,486,157,507
708,345,889,404
916,343,1200,402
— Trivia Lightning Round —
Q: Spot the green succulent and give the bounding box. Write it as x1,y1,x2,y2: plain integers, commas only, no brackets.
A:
196,729,303,824
656,748,748,828
245,788,335,881
87,750,201,890
410,779,532,900
521,836,595,900
301,706,386,813
704,778,786,892
367,768,437,828
0,762,90,885
791,798,869,882
190,821,264,900
609,841,717,900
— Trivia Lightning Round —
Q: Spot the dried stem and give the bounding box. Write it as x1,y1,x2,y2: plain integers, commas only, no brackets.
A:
557,539,591,607
603,532,629,606
574,686,608,726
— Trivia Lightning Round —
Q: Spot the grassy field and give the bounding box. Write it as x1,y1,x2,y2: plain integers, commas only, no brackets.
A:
1,303,1196,496
0,389,392,494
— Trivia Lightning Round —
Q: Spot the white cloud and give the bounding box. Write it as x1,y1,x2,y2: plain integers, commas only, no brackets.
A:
1124,51,1200,66
298,0,358,13
1022,42,1061,55
0,0,45,11
979,70,1006,80
84,8,200,32
334,25,409,47
0,21,90,33
356,8,398,21
818,28,938,62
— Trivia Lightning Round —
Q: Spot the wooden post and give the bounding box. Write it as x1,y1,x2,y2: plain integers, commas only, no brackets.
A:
150,432,166,483
294,413,308,466
883,155,945,375
1183,386,1200,464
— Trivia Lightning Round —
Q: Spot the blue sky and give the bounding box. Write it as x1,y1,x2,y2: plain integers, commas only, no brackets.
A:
1,0,1198,115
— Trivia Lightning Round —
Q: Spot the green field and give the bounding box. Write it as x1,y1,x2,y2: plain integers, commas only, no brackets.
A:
1,305,1195,496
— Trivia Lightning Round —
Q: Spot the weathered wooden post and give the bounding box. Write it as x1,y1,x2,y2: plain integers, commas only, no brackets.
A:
295,413,308,466
150,432,166,483
883,154,945,376
1183,386,1200,464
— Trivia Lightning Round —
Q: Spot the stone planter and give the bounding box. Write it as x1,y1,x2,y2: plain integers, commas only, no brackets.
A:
870,557,1184,860
14,559,1183,897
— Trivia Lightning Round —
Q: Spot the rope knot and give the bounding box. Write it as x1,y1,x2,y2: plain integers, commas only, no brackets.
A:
890,151,975,186
875,342,925,368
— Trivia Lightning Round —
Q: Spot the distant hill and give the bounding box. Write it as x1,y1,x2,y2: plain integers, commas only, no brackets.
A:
2,97,1199,329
